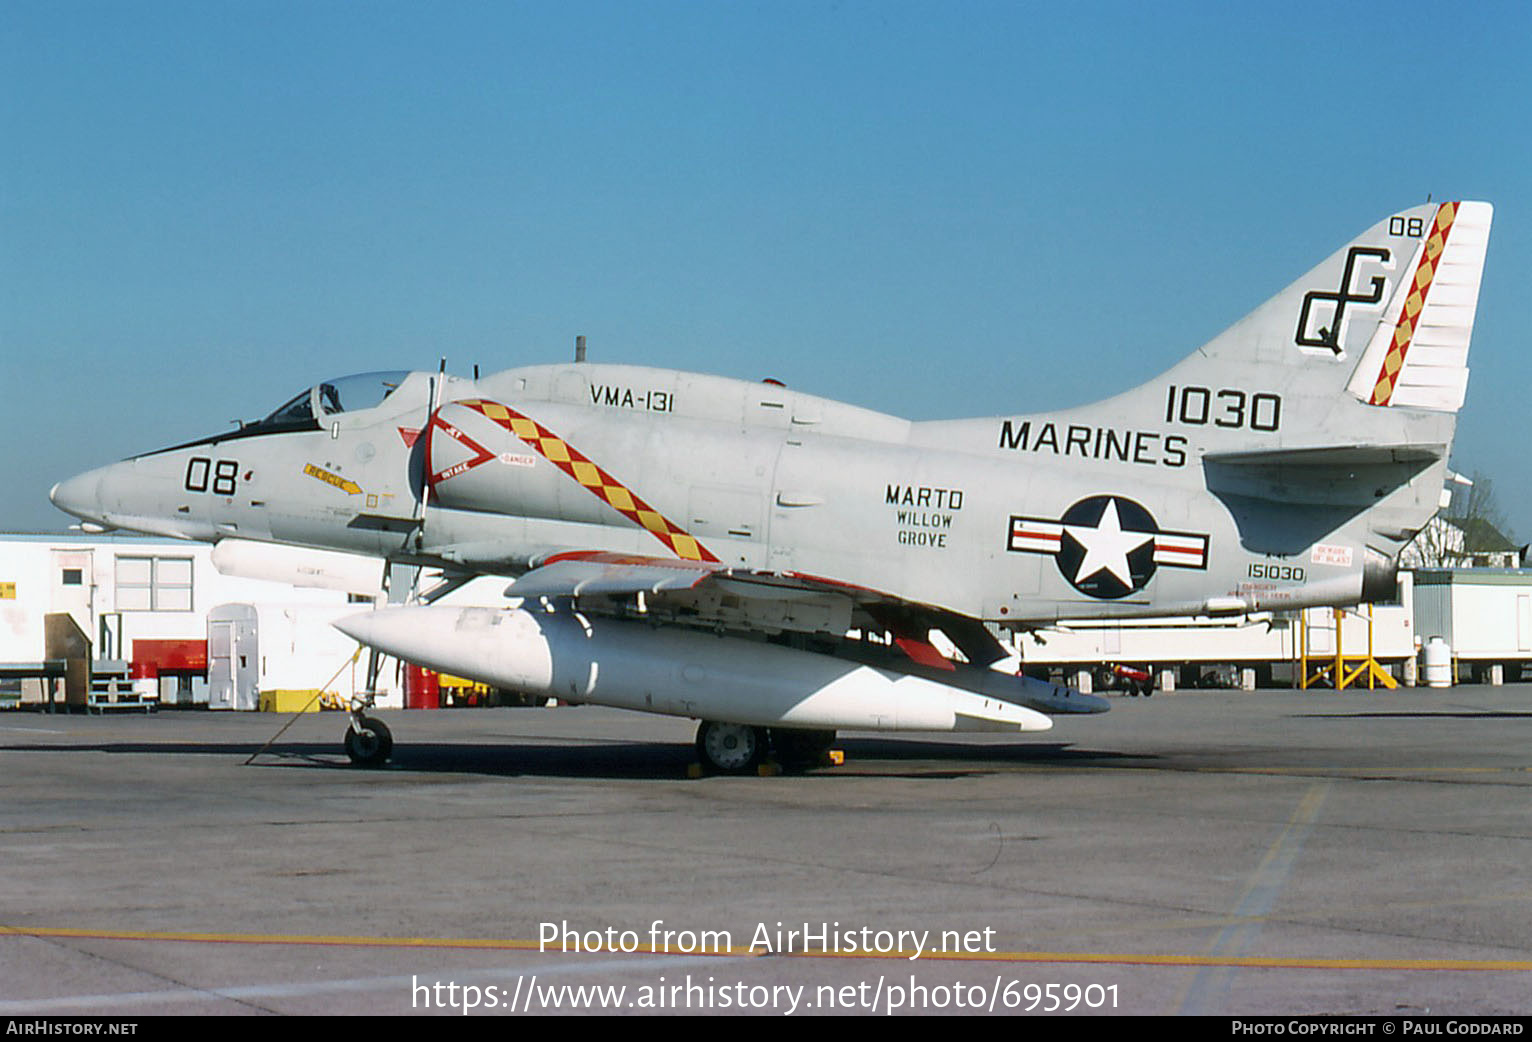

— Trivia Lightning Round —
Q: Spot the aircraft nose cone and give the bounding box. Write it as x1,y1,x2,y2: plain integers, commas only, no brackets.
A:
335,606,513,687
49,469,105,524
334,607,452,662
333,609,391,648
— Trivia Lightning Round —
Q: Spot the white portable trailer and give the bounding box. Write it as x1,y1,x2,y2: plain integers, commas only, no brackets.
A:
1412,569,1532,684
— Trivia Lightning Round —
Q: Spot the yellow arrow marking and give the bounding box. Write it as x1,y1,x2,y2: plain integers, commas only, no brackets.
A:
302,463,362,496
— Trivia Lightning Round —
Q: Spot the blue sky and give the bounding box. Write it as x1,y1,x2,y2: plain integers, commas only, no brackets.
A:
4,1,1529,536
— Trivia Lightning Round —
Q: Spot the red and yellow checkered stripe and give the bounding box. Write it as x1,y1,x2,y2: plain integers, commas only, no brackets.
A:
1369,202,1457,406
455,399,719,563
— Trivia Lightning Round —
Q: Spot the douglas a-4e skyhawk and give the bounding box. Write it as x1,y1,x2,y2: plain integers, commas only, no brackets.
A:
51,201,1493,771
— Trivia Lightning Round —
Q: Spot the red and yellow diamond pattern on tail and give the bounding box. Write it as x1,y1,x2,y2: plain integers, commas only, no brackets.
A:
1369,202,1457,406
452,399,719,564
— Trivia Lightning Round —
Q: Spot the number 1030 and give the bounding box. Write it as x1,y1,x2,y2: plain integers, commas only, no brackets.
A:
1165,385,1281,432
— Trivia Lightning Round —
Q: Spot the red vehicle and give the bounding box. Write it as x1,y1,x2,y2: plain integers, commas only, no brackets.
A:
1096,663,1153,697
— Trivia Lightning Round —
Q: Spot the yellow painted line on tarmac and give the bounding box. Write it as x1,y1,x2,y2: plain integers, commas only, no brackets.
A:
6,925,1530,972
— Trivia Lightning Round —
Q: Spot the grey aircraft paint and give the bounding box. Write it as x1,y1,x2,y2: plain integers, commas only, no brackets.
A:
49,201,1493,766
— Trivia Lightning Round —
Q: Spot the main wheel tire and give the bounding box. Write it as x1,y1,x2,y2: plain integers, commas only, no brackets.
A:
345,715,393,767
695,721,766,773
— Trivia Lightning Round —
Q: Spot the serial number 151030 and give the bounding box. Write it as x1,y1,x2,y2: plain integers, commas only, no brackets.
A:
1249,563,1305,582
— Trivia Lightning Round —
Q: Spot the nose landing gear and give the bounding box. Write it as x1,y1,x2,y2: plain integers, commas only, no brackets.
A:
344,645,393,767
345,712,393,767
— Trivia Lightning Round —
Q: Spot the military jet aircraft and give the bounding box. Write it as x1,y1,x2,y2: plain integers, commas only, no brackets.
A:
51,201,1493,771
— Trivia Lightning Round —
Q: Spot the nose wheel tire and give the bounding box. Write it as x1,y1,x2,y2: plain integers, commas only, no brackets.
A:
345,715,393,767
695,720,766,773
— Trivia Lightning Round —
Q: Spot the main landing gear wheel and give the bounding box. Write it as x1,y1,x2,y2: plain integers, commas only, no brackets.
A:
695,720,766,774
345,715,393,767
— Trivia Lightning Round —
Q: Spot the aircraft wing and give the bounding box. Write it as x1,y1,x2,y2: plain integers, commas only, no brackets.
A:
499,549,1013,670
504,551,720,598
402,548,1104,721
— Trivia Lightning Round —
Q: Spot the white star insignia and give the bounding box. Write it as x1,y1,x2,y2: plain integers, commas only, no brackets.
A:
1065,499,1153,588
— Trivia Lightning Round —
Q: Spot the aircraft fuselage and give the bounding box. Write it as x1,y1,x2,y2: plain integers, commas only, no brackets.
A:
54,359,1424,630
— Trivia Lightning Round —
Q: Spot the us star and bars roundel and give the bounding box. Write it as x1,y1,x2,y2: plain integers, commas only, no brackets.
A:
1007,495,1209,599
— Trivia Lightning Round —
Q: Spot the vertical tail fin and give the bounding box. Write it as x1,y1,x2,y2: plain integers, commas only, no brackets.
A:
1157,200,1493,425
937,201,1493,460
1344,201,1493,412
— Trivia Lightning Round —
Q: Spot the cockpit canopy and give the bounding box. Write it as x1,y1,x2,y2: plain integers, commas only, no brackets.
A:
246,371,411,435
136,369,420,459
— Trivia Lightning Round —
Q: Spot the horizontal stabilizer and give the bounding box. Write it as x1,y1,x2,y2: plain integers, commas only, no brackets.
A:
1204,443,1444,507
1202,441,1450,556
1203,443,1445,469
